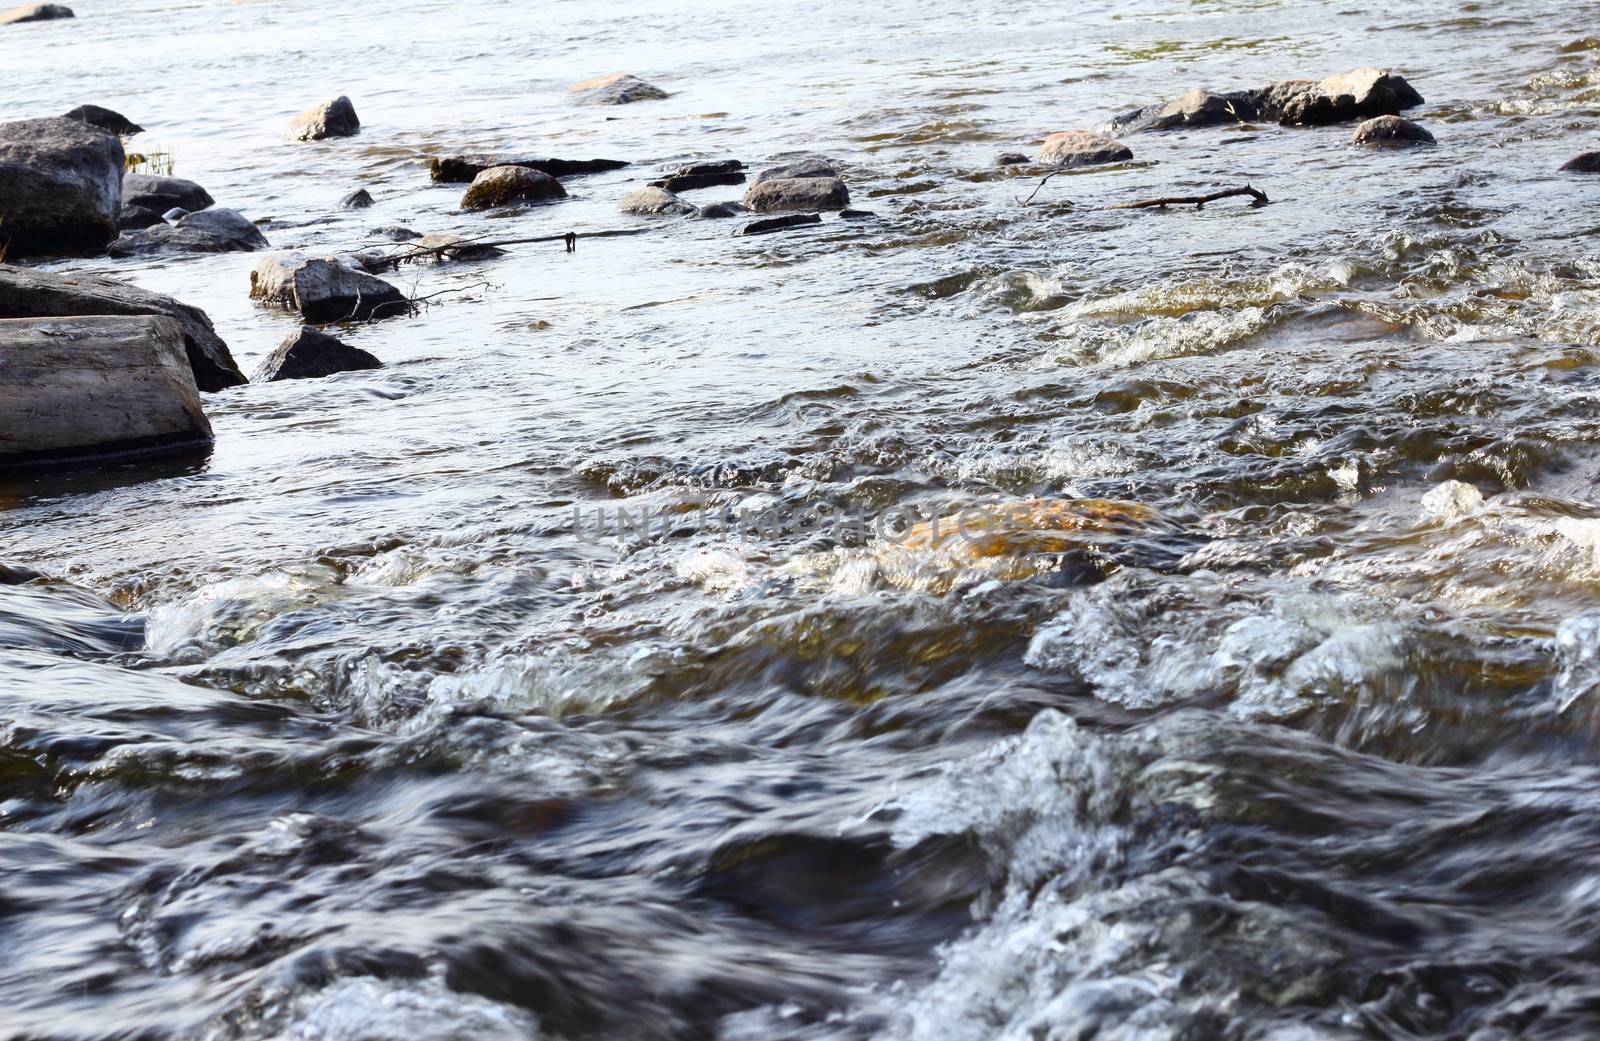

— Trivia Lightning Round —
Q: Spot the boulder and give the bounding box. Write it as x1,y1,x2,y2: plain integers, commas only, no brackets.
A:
742,176,850,213
995,152,1030,166
429,155,628,183
1561,152,1600,173
739,213,821,236
121,172,213,212
0,264,246,390
694,201,746,219
118,204,164,230
0,315,212,469
618,185,695,215
460,165,566,210
1351,114,1435,147
108,207,269,256
62,104,141,136
751,158,838,185
0,117,122,258
673,159,742,177
0,4,72,23
649,171,745,192
1108,69,1424,133
249,253,410,322
1277,68,1425,126
287,96,359,141
1037,130,1132,167
569,73,667,104
251,326,382,382
340,188,374,209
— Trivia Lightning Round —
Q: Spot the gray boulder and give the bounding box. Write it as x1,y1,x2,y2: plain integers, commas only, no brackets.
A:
0,116,122,257
63,104,141,136
1037,131,1132,167
1351,115,1435,147
618,185,696,215
250,253,410,322
460,165,567,210
252,326,382,382
751,158,838,185
1109,68,1423,133
1108,88,1258,133
0,264,246,390
995,152,1030,166
742,176,850,213
118,204,164,230
108,207,269,256
650,171,745,192
0,4,72,23
694,201,746,219
122,172,213,212
569,73,667,104
340,188,374,209
287,96,360,141
0,315,212,470
1561,152,1600,173
429,154,628,183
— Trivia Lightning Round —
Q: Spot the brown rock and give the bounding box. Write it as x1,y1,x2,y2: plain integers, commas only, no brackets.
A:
1351,114,1435,147
460,166,567,210
742,176,850,213
287,96,360,141
569,73,667,105
0,3,72,24
1561,152,1600,173
1037,131,1133,167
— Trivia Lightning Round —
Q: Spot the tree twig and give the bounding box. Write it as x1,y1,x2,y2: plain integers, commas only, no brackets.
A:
350,228,656,270
1017,170,1064,206
1110,184,1269,210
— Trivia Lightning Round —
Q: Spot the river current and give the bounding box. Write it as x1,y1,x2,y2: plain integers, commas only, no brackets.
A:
5,1,1600,1038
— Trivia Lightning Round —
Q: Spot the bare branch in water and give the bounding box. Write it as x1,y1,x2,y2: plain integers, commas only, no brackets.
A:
1017,169,1064,206
1110,184,1269,210
350,228,656,270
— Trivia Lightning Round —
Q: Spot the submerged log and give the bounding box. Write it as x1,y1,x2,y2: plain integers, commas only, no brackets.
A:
0,315,212,469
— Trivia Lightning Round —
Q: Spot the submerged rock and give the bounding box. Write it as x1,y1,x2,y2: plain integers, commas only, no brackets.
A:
62,104,141,136
1351,114,1435,147
0,116,122,258
250,253,409,322
694,201,746,219
0,315,212,469
995,152,1030,166
287,96,360,141
252,326,382,382
1109,68,1424,133
739,213,821,236
0,3,72,23
386,233,506,264
1561,152,1600,173
108,207,269,256
569,72,667,104
340,188,374,209
460,166,567,210
1038,130,1133,167
751,158,838,185
371,225,421,241
674,159,743,177
650,171,746,192
0,265,245,390
429,155,628,183
118,204,164,230
122,172,213,213
743,176,850,213
619,185,696,215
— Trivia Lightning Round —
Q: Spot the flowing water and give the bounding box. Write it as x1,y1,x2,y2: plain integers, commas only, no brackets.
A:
6,0,1600,1037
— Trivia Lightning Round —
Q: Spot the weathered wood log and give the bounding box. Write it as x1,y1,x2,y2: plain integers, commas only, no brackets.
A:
1110,184,1269,209
0,315,213,469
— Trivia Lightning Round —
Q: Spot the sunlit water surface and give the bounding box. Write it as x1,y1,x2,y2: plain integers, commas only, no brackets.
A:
6,1,1600,1038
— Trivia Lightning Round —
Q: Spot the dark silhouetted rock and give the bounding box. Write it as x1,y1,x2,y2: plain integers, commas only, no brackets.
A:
839,209,876,219
649,171,745,192
0,3,72,24
0,116,122,257
252,326,382,382
340,188,374,209
250,253,409,322
1109,89,1257,134
460,166,567,210
619,185,695,215
751,158,838,185
1109,68,1424,134
0,265,245,390
371,225,421,241
1038,131,1132,167
62,104,141,136
122,172,212,212
996,152,1029,166
0,315,213,469
1351,114,1435,147
118,204,164,230
429,155,628,183
1561,152,1600,173
743,176,849,213
288,96,359,141
694,201,746,219
108,208,269,256
673,159,742,177
739,213,821,236
569,73,667,104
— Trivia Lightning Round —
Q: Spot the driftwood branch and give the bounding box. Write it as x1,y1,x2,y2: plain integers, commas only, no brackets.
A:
350,227,656,271
1110,185,1269,210
1017,170,1064,206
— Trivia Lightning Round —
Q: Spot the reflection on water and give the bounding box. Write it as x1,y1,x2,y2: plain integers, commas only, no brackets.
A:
6,0,1600,1037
